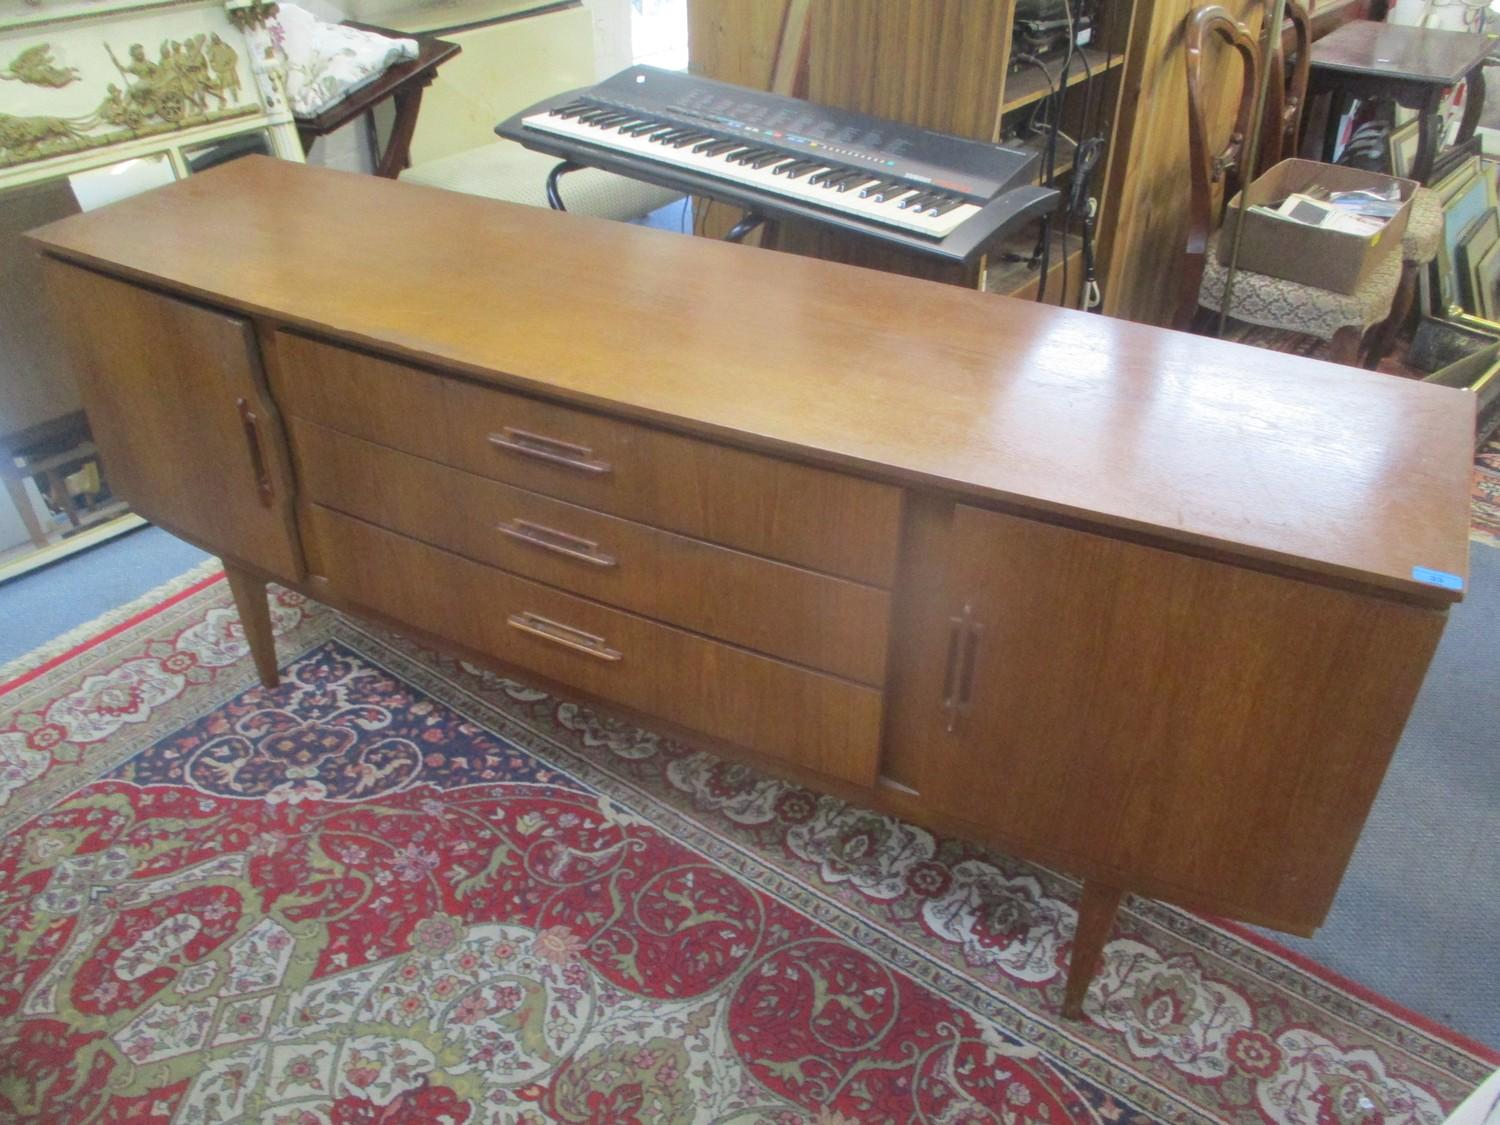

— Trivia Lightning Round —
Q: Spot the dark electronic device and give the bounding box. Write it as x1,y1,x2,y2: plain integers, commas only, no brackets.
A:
497,65,1060,264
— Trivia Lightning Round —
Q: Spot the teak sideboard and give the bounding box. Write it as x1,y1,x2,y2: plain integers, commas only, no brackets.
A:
26,158,1474,1017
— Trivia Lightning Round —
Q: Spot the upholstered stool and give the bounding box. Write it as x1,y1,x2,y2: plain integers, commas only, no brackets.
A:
1359,185,1443,367
1402,186,1443,266
1197,230,1404,362
401,141,682,222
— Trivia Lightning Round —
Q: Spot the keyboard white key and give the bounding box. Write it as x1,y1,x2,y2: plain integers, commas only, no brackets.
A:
522,110,983,239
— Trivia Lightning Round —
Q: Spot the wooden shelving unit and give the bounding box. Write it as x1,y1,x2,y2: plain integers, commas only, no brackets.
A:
1001,47,1123,114
687,0,1145,308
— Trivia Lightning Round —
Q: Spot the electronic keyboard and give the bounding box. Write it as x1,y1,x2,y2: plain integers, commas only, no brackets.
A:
497,66,1059,263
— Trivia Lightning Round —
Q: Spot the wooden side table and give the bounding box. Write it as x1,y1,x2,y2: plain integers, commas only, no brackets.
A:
295,31,461,179
1307,20,1491,184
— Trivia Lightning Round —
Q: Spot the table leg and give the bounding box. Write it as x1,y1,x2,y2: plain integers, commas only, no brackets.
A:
375,80,433,180
1457,63,1486,147
1061,879,1124,1020
1321,89,1353,162
3,476,49,549
225,561,280,690
1413,89,1446,185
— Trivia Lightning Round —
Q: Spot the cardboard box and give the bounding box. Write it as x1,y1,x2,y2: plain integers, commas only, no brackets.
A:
1216,158,1415,295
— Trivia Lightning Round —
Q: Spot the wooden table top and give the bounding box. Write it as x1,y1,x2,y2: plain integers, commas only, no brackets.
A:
26,158,1475,604
1310,20,1492,85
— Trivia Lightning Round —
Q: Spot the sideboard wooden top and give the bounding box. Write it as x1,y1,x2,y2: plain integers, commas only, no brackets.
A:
27,157,1473,604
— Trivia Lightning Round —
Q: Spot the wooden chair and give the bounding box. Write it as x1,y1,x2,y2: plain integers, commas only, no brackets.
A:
1178,4,1401,365
1259,0,1311,171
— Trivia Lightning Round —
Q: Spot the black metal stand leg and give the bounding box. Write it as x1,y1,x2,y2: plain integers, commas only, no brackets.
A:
723,211,766,243
546,161,582,211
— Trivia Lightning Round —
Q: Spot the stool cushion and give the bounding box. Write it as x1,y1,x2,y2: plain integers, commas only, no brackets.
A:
1198,231,1402,340
1402,186,1442,265
401,142,683,222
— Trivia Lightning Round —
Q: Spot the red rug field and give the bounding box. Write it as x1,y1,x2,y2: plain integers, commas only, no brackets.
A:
0,567,1494,1123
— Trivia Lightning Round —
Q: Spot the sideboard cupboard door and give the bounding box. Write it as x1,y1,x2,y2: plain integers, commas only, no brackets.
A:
40,260,301,581
897,504,1445,930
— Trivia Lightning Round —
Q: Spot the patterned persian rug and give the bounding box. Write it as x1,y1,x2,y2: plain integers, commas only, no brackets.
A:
1474,437,1500,547
1,569,1496,1124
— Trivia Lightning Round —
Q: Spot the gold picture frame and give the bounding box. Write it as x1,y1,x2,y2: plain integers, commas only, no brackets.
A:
1475,240,1500,320
1459,212,1500,314
1435,156,1496,312
1389,119,1420,179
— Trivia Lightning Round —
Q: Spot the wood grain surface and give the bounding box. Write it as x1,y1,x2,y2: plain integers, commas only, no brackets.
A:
290,418,892,684
302,504,885,786
39,260,303,582
271,331,902,587
1310,20,1492,84
881,502,1447,930
26,158,1474,604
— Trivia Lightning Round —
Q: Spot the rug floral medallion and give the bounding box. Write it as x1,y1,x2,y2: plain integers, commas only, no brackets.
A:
0,570,1494,1124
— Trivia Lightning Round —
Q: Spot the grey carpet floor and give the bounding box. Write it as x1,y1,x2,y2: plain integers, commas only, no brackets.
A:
1253,541,1499,1049
1,523,1496,1048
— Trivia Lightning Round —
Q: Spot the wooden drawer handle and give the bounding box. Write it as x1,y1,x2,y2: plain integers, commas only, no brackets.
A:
497,518,617,568
236,397,274,508
941,603,979,732
488,427,612,475
506,611,623,661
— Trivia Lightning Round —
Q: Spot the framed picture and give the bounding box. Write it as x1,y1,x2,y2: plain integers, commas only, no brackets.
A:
1435,157,1496,311
1459,212,1500,313
1476,240,1500,320
1389,119,1420,179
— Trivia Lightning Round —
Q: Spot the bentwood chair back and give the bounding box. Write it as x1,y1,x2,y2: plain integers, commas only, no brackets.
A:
1259,0,1312,171
1180,5,1262,328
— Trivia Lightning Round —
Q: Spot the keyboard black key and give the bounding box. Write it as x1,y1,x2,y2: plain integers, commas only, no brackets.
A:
729,148,772,164
836,175,879,192
574,108,613,124
552,100,593,119
773,159,815,176
590,112,632,127
815,169,859,188
649,128,692,143
784,163,826,180
747,151,788,169
901,191,940,210
930,196,966,217
670,132,712,147
701,140,742,157
621,119,666,135
859,179,900,198
872,184,915,203
690,137,725,153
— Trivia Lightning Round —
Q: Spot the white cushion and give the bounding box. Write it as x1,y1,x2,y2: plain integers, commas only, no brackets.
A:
401,141,683,222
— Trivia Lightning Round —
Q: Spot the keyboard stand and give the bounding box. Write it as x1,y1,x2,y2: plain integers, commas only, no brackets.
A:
544,160,584,211
546,157,767,245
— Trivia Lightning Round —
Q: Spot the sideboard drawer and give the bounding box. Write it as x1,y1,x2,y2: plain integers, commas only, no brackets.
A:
303,505,884,786
292,419,890,685
272,331,902,586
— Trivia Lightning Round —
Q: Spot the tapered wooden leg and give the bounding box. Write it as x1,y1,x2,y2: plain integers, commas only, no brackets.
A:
1363,261,1418,370
1325,324,1363,367
1061,880,1124,1020
224,561,279,689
